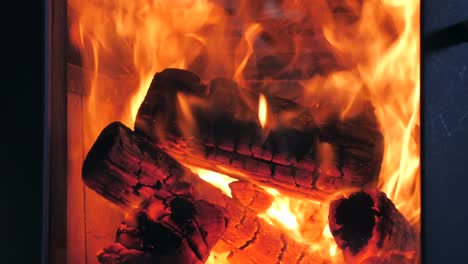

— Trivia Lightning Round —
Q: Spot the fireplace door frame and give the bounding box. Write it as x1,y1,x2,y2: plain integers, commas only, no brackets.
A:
45,0,67,263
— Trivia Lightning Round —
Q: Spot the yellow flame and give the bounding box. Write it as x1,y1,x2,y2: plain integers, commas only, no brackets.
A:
375,0,421,226
187,166,237,198
206,251,230,264
329,244,337,257
258,188,300,233
258,94,268,128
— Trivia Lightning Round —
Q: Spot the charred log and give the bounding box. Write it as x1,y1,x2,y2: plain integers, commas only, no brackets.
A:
97,195,227,264
97,243,152,264
83,123,227,264
83,122,322,263
328,190,418,264
134,68,384,200
82,121,197,207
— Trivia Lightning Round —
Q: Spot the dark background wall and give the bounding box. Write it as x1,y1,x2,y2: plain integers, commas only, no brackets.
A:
422,0,468,264
423,0,468,263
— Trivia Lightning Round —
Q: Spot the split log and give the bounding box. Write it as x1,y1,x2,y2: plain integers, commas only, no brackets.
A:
83,122,322,264
328,190,418,264
134,68,384,200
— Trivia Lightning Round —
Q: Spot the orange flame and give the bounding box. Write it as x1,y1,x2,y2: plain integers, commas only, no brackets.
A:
69,0,226,132
233,23,263,85
324,0,421,225
70,0,420,262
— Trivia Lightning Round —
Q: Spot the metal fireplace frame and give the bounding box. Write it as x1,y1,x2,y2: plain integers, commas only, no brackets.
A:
44,0,67,263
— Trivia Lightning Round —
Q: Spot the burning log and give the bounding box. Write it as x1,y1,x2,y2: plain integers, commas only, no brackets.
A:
83,122,322,263
134,68,384,200
82,122,228,263
328,190,418,264
97,196,227,264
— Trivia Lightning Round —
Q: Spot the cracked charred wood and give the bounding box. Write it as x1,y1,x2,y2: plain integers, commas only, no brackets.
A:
97,195,228,264
218,200,323,264
82,122,195,208
134,68,384,201
82,122,227,263
328,190,418,264
102,200,322,264
192,176,322,264
83,122,322,264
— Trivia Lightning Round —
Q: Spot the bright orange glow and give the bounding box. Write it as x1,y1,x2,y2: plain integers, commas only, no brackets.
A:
257,187,345,262
69,0,227,133
319,0,420,257
322,0,420,225
258,94,268,129
70,0,420,262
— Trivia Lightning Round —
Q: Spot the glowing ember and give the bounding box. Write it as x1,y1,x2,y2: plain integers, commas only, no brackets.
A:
258,94,268,128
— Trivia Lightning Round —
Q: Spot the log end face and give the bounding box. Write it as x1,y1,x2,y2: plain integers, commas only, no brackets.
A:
328,191,376,255
329,189,418,264
82,122,125,178
82,121,133,206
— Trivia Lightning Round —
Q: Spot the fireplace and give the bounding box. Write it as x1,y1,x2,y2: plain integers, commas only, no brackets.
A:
48,0,421,263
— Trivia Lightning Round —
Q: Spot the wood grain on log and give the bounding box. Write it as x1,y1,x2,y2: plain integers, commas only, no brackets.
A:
83,122,322,264
134,68,383,201
328,190,418,264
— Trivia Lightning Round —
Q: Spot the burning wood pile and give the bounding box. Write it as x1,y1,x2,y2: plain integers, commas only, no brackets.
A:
82,69,418,264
